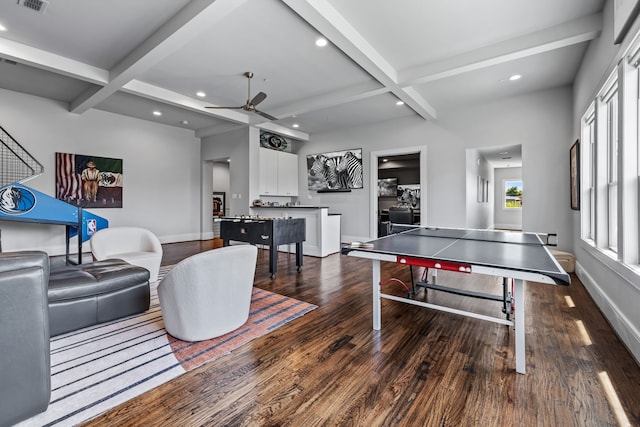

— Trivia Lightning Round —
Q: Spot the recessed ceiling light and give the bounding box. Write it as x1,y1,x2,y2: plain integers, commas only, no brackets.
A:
382,158,388,162
500,151,509,155
196,91,206,97
181,120,189,125
509,74,522,81
292,123,300,128
315,38,328,47
395,101,405,106
0,24,7,32
153,111,162,116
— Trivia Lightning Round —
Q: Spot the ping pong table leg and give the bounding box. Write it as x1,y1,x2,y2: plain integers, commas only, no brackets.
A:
372,259,381,330
514,278,525,374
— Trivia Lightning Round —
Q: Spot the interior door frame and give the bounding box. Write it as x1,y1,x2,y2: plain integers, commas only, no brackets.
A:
369,145,428,238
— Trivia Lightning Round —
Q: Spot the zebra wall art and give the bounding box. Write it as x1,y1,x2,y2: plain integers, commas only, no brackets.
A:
336,150,363,189
307,148,363,191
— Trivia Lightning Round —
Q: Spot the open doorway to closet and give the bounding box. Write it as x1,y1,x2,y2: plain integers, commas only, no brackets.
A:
369,146,427,238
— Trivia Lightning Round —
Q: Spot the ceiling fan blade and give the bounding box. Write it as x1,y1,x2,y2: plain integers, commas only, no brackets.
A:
254,109,278,121
205,106,243,109
250,91,267,107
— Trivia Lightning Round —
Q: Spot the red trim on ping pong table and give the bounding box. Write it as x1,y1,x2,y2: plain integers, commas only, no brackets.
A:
397,255,472,273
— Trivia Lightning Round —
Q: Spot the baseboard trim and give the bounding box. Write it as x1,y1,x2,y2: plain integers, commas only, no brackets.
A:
575,261,640,367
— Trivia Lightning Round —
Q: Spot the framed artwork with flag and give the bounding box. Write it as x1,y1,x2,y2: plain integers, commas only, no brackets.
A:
56,152,123,208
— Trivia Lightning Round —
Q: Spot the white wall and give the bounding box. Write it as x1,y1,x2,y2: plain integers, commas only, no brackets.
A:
439,89,573,247
201,127,255,218
0,88,201,255
212,162,230,194
299,87,573,248
493,167,523,230
297,116,461,242
200,127,253,239
466,149,493,230
572,0,640,365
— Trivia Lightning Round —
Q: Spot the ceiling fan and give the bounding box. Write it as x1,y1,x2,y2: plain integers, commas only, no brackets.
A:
205,72,278,121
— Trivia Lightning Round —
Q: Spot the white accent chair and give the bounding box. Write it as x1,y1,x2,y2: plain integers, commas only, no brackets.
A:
157,245,258,342
90,227,163,282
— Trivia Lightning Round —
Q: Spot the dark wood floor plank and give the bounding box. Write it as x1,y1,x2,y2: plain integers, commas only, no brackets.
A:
81,241,640,426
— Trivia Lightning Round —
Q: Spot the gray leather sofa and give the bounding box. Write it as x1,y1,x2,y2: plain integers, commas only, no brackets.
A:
0,251,151,425
0,251,51,427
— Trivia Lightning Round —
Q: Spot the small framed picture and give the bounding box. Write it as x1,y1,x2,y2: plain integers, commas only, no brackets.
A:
570,140,580,210
213,192,225,216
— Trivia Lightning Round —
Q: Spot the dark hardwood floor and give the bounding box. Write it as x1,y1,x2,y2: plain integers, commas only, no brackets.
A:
82,240,640,426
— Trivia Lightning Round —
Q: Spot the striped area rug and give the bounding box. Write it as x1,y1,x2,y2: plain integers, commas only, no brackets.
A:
18,266,317,427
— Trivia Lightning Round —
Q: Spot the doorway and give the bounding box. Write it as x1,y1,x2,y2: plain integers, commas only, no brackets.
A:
467,144,522,230
369,146,427,238
212,159,230,217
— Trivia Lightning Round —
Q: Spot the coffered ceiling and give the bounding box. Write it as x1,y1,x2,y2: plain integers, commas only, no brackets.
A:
0,0,605,140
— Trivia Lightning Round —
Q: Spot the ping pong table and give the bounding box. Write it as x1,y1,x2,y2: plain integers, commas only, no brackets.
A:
342,226,571,374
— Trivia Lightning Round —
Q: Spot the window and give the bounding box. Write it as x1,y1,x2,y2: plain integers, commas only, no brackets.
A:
579,30,640,269
503,179,523,209
582,105,596,241
603,84,618,253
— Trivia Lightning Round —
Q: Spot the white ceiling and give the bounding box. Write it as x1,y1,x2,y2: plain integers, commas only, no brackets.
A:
479,144,523,168
0,0,605,140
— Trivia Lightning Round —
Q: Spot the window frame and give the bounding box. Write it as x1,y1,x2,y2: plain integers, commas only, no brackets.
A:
502,178,523,210
578,30,640,272
603,83,619,253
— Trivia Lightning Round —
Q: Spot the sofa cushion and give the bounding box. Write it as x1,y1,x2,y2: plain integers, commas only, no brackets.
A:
49,259,149,302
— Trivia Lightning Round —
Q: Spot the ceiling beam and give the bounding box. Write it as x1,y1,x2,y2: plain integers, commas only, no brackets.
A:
401,13,602,86
70,0,249,114
195,122,248,139
123,80,249,124
283,0,436,120
256,122,310,141
0,38,108,84
269,81,386,119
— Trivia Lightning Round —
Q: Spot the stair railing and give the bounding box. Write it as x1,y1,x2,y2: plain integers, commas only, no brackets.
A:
0,124,44,187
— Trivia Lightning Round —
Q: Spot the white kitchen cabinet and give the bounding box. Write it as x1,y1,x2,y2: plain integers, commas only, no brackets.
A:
259,148,298,196
276,150,298,196
259,147,279,195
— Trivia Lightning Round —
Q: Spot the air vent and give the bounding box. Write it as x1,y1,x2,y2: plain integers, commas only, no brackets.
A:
17,0,49,14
